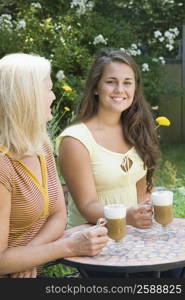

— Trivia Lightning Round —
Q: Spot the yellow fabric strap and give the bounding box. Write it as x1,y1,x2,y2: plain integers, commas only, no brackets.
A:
0,145,49,218
0,145,13,156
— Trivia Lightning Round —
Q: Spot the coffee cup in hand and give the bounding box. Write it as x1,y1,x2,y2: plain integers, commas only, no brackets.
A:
104,204,127,242
151,190,173,226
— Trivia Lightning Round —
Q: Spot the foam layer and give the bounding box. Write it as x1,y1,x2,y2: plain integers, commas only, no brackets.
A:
104,204,126,219
151,190,173,206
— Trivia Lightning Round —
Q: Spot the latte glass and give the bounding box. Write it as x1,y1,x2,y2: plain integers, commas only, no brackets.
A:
133,202,154,238
104,204,127,254
151,190,174,240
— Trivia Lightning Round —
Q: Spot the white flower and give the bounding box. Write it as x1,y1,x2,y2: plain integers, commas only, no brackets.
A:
130,43,137,49
158,56,166,65
120,48,126,52
0,14,13,28
152,58,159,62
164,31,174,39
163,0,174,4
154,30,162,38
130,44,141,55
56,70,65,80
159,37,165,42
93,34,108,45
142,63,149,72
125,44,141,56
70,0,94,15
129,49,138,56
168,38,174,44
31,2,42,9
17,20,26,29
136,49,141,55
166,44,174,51
86,1,94,9
152,57,159,62
0,14,12,20
55,24,62,30
169,27,179,37
60,37,65,44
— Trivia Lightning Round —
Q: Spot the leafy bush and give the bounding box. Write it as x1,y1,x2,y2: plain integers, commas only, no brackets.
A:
0,0,184,140
42,263,78,278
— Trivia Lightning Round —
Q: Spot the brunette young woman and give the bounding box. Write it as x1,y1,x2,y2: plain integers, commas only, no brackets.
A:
57,49,182,278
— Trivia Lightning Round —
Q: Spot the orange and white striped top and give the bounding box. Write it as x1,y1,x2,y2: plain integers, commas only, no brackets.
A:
0,144,60,276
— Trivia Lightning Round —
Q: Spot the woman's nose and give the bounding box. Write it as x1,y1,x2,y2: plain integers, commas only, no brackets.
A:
115,84,125,94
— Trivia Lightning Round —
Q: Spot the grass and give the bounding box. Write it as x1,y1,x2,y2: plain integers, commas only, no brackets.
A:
154,143,185,218
42,264,77,278
43,142,185,277
159,143,185,176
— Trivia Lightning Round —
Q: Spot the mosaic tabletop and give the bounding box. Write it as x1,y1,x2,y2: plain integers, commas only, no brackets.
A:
60,218,185,272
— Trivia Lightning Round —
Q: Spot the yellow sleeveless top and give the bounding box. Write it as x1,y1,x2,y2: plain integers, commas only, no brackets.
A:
56,123,147,228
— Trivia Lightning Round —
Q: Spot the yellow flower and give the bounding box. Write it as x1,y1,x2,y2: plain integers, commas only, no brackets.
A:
156,116,171,127
63,85,72,92
64,106,70,111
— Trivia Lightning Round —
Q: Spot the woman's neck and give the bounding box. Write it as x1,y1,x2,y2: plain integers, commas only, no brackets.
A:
89,111,121,129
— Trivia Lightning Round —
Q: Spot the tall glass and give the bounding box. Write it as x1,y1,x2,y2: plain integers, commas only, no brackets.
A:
151,190,174,240
133,202,154,239
104,204,127,254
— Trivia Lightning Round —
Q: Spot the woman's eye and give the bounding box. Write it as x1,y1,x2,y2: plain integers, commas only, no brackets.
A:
106,81,114,84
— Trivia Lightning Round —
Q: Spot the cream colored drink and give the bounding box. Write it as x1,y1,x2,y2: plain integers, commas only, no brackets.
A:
104,204,126,242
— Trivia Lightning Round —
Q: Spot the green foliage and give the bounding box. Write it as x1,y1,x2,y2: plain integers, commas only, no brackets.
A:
154,143,185,218
42,263,78,278
0,0,184,141
173,191,185,218
154,160,177,189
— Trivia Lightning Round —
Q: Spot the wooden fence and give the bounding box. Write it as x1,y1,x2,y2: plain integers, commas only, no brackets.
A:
159,23,185,143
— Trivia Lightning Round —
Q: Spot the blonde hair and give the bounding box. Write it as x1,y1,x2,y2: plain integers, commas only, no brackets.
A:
0,53,51,159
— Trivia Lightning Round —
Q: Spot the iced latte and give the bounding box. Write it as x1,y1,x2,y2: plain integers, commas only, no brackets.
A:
151,190,173,226
104,204,127,242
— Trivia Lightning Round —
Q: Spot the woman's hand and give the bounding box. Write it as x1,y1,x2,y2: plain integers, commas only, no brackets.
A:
64,225,108,257
126,204,153,229
10,267,37,278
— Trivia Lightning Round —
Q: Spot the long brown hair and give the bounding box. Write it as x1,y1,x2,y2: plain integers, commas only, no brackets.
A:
77,49,160,192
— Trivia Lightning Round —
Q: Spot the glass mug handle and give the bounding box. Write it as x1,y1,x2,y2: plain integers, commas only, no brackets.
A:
96,217,107,227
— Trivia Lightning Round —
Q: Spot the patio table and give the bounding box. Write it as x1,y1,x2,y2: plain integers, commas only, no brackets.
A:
59,218,185,278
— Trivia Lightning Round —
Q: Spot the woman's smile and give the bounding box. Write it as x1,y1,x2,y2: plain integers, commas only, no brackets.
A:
96,61,136,113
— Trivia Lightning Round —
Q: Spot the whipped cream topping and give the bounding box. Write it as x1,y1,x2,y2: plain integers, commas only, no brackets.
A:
104,204,126,219
151,190,173,206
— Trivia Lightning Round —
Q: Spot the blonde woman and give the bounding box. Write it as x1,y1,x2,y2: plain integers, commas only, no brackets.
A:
0,53,108,278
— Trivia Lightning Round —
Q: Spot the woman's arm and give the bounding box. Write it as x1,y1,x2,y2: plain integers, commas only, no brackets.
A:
0,183,108,275
126,176,153,228
136,175,150,203
59,137,104,224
